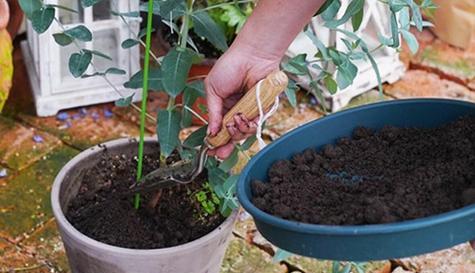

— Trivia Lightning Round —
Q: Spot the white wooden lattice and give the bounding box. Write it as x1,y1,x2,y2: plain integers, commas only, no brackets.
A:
285,0,405,111
22,0,141,116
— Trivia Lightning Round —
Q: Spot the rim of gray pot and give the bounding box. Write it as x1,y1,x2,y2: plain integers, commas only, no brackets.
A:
51,137,238,255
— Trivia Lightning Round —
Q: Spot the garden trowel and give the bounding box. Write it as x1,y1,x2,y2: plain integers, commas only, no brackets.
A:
128,70,288,194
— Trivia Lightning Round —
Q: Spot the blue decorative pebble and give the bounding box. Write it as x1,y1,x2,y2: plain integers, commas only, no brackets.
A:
91,111,99,122
309,96,318,106
56,112,69,121
104,108,113,118
33,135,44,143
79,108,88,116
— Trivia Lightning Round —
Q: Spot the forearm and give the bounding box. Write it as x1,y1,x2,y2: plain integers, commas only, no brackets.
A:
231,0,325,59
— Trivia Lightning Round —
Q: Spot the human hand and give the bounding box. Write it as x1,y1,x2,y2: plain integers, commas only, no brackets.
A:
205,45,280,159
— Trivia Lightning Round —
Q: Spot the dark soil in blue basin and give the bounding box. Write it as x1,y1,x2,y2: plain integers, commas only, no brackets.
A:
252,117,475,225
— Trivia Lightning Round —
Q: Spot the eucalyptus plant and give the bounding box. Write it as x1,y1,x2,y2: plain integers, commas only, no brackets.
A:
20,0,435,218
282,0,436,109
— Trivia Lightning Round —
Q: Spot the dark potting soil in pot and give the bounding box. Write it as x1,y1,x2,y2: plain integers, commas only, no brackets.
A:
66,145,225,249
251,117,475,225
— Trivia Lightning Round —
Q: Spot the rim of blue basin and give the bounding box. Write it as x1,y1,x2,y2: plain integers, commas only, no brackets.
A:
238,98,475,236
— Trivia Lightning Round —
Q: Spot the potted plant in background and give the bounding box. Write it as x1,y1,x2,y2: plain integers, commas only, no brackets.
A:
152,0,255,125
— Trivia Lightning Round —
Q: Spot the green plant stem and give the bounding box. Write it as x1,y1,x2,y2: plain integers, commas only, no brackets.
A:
179,14,190,49
134,0,155,209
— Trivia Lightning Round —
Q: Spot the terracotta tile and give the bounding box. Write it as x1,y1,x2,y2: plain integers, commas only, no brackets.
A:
385,70,475,101
0,147,79,239
220,236,287,273
19,104,141,150
0,248,49,273
20,218,69,273
397,243,475,273
0,117,62,171
411,39,475,90
265,100,322,140
113,92,168,133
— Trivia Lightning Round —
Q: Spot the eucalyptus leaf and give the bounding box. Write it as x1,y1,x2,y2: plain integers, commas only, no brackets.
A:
192,11,228,52
219,148,238,172
377,33,394,46
223,175,239,196
157,109,182,157
304,28,329,60
115,94,135,107
272,249,293,263
341,264,351,273
31,7,55,34
182,81,204,127
284,79,298,107
316,0,337,16
362,47,383,94
282,54,308,76
400,29,419,54
19,0,43,18
121,39,140,49
328,49,344,66
161,47,194,97
53,33,74,46
325,0,364,28
406,0,423,31
324,75,338,94
399,7,410,30
111,10,140,17
81,0,103,8
124,68,163,91
68,51,92,78
183,126,207,148
336,60,357,89
321,0,341,21
156,0,185,17
240,135,257,151
141,0,185,18
47,4,78,13
390,12,400,47
83,49,112,60
352,5,364,31
341,38,353,52
64,25,92,42
332,261,340,273
208,164,229,193
105,68,127,75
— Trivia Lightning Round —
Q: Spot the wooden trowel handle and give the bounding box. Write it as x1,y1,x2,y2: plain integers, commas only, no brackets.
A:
206,71,288,148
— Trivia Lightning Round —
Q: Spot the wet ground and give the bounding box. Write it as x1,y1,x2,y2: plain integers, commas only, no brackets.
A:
1,28,475,272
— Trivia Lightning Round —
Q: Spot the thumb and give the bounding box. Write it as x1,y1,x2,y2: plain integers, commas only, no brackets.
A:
205,82,224,137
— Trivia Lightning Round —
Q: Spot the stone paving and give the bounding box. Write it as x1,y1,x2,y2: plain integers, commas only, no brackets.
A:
1,27,475,273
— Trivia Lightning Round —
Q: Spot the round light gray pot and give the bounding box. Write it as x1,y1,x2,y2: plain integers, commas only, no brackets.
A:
51,138,238,273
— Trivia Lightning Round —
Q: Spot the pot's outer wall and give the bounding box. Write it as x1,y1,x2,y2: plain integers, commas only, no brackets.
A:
238,99,475,261
52,138,238,273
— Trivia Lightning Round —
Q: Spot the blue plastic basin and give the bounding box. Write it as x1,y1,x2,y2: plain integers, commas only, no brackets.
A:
237,99,475,261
